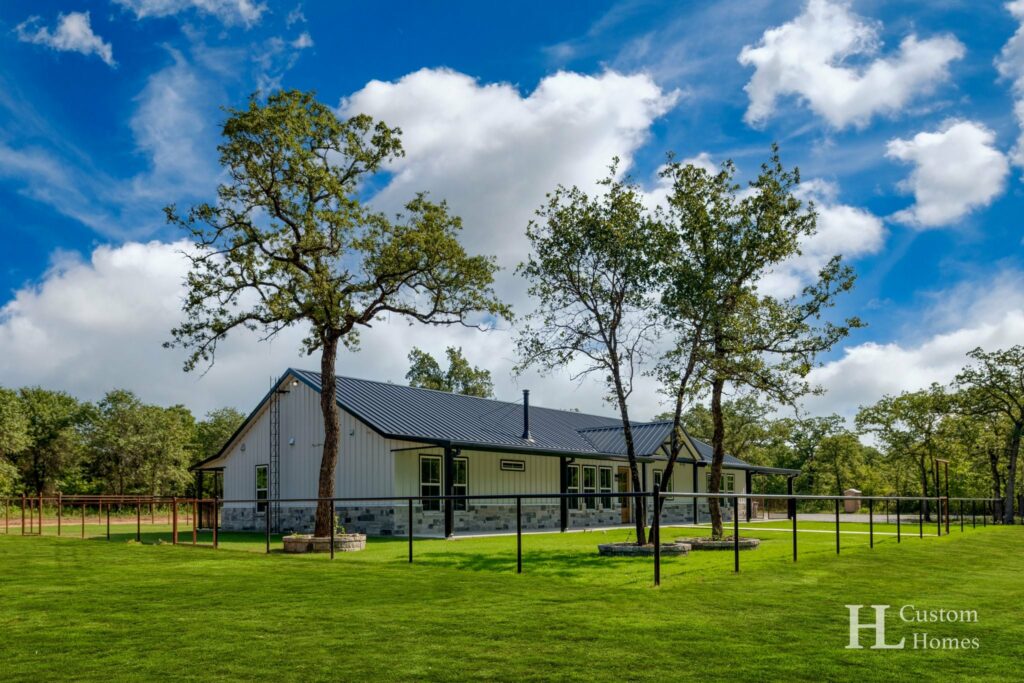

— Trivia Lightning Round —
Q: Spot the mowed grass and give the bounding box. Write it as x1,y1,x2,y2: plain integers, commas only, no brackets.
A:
1,521,1022,682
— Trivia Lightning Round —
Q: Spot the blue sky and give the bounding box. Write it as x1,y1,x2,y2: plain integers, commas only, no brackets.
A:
1,0,1023,420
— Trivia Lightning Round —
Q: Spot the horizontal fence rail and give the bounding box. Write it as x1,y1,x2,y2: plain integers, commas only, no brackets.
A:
1,491,1007,587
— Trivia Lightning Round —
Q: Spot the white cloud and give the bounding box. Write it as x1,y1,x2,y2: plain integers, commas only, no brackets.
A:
760,179,886,297
806,270,1024,417
114,0,266,28
0,241,643,419
15,12,115,67
127,53,217,201
0,68,681,419
886,120,1009,228
996,1,1024,169
738,0,964,129
291,32,313,50
341,68,678,288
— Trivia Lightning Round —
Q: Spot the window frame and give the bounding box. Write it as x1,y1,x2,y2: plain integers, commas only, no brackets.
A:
566,463,581,510
420,455,442,512
452,456,468,511
705,471,736,493
599,466,613,508
500,459,525,472
582,465,597,510
255,464,268,514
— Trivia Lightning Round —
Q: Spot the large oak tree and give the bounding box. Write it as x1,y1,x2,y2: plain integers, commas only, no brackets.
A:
167,91,509,536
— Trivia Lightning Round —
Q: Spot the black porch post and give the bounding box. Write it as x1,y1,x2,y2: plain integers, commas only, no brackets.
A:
443,444,454,538
787,476,795,519
745,470,753,522
559,457,568,533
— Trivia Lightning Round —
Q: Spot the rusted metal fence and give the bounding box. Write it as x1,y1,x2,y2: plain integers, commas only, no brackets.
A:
0,490,1005,587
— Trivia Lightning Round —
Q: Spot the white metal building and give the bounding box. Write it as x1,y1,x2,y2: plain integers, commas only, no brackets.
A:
192,369,797,536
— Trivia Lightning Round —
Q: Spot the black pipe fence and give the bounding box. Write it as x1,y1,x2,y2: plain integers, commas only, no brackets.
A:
1,491,1004,587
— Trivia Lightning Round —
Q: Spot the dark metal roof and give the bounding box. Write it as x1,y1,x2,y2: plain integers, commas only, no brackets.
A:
193,368,796,475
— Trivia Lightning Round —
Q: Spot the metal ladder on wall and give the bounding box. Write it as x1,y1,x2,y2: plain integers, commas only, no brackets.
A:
269,379,281,533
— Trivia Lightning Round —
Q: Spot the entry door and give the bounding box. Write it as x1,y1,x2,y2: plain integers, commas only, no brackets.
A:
616,466,631,523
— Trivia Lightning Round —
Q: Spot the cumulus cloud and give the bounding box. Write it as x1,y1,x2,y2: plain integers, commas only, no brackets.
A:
996,1,1024,169
805,270,1024,418
0,241,638,418
114,0,265,27
738,0,964,129
886,120,1009,228
15,12,115,67
0,68,682,418
341,68,679,300
760,179,886,297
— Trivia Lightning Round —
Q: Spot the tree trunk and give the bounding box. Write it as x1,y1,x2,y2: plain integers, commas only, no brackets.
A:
988,447,1003,522
708,375,726,540
1003,423,1021,525
610,368,646,546
314,335,341,538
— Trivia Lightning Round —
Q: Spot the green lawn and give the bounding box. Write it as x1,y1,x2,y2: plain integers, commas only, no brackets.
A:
1,522,1021,681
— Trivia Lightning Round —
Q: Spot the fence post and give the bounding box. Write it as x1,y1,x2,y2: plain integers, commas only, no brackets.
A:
960,500,964,532
21,494,26,536
652,485,661,586
192,498,198,545
983,501,987,527
57,492,62,537
835,498,840,555
936,498,942,537
516,496,522,575
733,495,740,573
38,492,43,535
918,498,923,538
106,503,110,541
80,501,85,539
408,498,413,564
972,500,976,529
213,496,219,550
896,499,901,543
791,498,797,562
172,497,178,545
869,498,873,549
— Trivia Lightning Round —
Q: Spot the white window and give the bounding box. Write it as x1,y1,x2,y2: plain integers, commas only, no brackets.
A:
705,472,736,493
654,469,672,493
420,455,442,511
582,465,597,510
500,459,525,472
452,457,468,511
255,465,268,513
599,467,613,508
566,464,580,510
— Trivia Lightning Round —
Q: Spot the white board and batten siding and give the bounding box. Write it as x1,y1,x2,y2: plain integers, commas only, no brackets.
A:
219,379,418,510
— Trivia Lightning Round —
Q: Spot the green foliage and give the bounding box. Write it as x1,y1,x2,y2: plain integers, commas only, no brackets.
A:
515,161,667,544
165,90,509,367
165,90,508,537
12,387,89,494
194,407,246,464
405,346,494,397
0,387,30,458
657,146,861,537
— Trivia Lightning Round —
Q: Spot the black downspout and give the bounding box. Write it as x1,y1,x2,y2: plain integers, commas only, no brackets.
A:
444,444,454,538
745,470,753,522
559,456,568,533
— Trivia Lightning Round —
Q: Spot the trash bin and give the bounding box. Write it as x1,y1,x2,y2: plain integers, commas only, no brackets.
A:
843,488,861,514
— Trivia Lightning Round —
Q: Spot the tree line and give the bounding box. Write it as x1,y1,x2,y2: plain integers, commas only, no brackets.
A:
0,386,243,498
